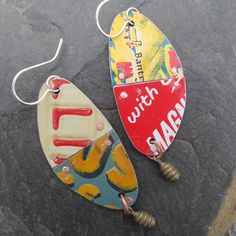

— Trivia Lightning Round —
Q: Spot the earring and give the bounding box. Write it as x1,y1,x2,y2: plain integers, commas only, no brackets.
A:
96,0,186,181
12,38,156,228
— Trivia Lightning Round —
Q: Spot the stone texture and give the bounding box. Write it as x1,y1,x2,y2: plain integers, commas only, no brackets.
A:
0,0,236,235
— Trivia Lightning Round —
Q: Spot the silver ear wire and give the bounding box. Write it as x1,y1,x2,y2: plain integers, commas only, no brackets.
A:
12,38,63,105
95,0,139,38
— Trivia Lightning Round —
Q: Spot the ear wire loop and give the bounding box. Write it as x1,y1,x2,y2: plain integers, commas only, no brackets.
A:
148,139,164,161
12,38,63,105
96,0,139,38
120,192,157,228
120,193,133,215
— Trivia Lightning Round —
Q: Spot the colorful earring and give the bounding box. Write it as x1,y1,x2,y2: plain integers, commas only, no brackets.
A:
96,0,186,181
12,39,156,228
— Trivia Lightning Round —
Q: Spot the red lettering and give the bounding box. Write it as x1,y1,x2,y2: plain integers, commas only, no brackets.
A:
53,108,93,130
53,138,91,147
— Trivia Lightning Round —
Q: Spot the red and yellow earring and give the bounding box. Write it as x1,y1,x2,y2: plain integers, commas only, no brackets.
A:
12,38,156,228
96,0,186,181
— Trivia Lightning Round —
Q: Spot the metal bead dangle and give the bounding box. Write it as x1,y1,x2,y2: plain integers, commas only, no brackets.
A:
120,194,156,228
149,140,181,182
154,158,181,181
130,209,156,228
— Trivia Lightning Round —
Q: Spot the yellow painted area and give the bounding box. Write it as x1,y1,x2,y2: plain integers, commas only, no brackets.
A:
69,134,109,174
110,11,175,84
56,172,74,185
208,177,236,236
106,144,138,192
105,204,119,210
77,184,100,201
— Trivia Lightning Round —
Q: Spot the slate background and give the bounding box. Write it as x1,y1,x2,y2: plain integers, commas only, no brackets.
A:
0,0,236,235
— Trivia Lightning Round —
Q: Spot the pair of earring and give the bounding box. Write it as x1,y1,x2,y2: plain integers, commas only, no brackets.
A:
12,0,186,228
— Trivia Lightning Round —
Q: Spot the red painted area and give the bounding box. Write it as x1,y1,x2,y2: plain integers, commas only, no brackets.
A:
53,138,91,147
50,78,70,99
54,156,67,165
169,50,182,69
116,62,133,79
113,78,186,157
52,108,93,130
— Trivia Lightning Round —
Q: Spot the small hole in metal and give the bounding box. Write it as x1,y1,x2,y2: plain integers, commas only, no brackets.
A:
128,21,135,27
54,88,60,94
149,138,155,144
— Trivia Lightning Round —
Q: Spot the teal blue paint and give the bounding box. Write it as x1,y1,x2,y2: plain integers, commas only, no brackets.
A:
53,130,138,210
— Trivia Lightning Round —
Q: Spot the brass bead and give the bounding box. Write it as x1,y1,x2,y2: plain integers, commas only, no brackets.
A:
130,210,156,228
155,159,181,181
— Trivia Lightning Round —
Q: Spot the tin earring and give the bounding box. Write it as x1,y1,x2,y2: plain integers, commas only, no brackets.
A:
12,38,156,228
96,0,186,181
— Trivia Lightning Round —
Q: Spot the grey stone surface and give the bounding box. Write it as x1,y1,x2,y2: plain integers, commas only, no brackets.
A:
0,0,236,235
226,222,236,236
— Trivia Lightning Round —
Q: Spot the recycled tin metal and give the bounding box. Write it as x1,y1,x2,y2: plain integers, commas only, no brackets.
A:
37,77,138,209
109,10,186,158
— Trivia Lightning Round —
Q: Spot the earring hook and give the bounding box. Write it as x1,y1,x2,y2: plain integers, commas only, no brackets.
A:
96,0,139,38
12,38,63,106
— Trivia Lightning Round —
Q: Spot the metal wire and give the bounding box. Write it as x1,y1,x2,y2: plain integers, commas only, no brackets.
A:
12,38,63,105
95,0,139,38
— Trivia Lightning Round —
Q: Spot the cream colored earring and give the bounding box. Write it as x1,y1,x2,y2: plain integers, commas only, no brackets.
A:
12,38,156,228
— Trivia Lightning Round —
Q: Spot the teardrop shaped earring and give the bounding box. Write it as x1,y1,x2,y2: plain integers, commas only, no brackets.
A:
12,38,156,228
96,0,186,181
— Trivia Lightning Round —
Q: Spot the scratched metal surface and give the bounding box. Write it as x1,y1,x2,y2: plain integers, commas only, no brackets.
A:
0,0,236,235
